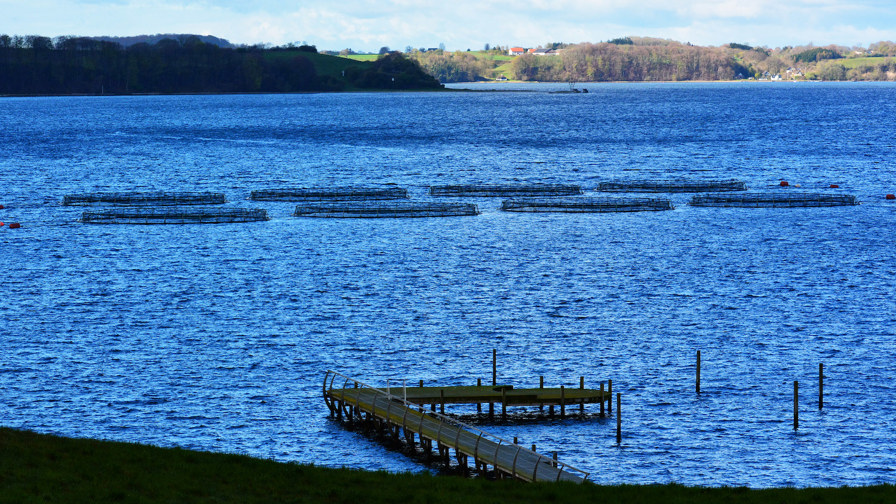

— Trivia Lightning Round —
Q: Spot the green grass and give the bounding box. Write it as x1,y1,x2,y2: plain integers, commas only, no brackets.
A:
839,56,896,69
338,54,380,62
2,427,894,504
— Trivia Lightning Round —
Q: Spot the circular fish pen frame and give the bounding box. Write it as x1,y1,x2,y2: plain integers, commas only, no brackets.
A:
689,193,859,208
596,179,747,193
63,191,227,206
501,197,674,213
294,201,480,218
250,187,409,202
80,207,269,224
430,184,583,197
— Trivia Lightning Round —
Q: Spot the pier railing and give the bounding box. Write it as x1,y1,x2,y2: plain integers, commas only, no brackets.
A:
323,370,590,483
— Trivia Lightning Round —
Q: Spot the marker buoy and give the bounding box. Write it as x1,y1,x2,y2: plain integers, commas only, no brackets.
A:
887,194,896,200
9,222,20,229
830,184,840,189
0,204,4,209
780,181,789,187
0,222,4,226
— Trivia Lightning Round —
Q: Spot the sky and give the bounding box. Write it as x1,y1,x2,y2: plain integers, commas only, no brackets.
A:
3,0,896,52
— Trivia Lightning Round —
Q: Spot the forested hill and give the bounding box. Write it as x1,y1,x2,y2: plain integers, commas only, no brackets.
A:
0,35,443,95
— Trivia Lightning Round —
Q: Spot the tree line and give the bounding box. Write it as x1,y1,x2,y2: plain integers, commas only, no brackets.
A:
0,35,442,95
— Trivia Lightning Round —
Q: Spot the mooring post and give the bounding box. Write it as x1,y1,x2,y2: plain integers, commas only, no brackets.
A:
477,378,482,414
501,387,507,419
819,363,824,410
531,443,536,452
539,375,544,412
794,380,799,430
492,348,497,386
560,385,566,418
608,379,613,414
552,451,558,468
580,376,585,413
696,350,701,394
600,382,605,417
616,392,622,444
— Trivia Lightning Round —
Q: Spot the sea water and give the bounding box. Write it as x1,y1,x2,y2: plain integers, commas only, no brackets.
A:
1,82,895,487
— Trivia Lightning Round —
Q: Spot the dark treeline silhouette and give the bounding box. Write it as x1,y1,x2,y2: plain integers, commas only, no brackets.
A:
0,35,442,94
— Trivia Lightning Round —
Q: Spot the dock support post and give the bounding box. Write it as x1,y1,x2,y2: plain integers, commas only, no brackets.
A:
501,387,507,419
477,378,482,414
552,451,558,468
696,350,701,394
794,381,799,430
580,376,585,413
492,349,497,386
608,379,612,414
616,393,622,444
531,443,536,452
819,363,824,410
560,385,566,418
600,382,605,417
539,376,544,412
440,389,445,415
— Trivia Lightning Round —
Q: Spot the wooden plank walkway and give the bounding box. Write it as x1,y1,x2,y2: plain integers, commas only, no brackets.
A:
323,371,591,483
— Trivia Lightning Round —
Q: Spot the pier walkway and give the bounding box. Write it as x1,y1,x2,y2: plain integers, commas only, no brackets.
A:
323,371,594,483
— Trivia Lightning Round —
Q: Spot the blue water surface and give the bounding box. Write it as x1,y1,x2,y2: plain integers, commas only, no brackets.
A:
1,82,895,487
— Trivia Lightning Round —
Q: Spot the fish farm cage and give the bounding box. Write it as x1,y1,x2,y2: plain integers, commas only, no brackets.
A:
689,193,859,208
596,179,747,193
250,187,409,201
293,201,480,218
429,184,583,197
80,207,269,224
501,197,674,213
63,191,227,206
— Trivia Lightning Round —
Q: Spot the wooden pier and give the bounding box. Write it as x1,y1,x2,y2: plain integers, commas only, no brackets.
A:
323,371,603,483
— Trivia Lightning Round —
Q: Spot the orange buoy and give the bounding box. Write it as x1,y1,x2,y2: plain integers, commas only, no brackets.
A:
780,181,789,187
829,184,839,189
887,194,896,200
9,222,20,229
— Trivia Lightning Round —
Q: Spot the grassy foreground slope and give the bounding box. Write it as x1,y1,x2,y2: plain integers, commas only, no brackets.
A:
2,428,894,504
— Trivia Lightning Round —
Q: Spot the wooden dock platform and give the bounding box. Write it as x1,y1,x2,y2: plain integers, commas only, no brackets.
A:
323,371,597,483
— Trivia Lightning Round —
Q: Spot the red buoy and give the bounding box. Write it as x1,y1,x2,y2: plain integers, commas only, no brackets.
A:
829,184,839,189
780,181,790,187
0,222,4,227
887,194,896,200
0,204,5,209
9,222,20,229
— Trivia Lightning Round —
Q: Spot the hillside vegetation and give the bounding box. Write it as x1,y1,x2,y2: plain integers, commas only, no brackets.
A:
3,428,896,504
0,35,442,95
408,38,896,82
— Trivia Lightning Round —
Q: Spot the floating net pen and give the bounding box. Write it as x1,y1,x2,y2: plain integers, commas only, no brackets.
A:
80,207,269,224
429,184,583,197
250,187,408,201
63,191,227,206
689,193,859,208
596,179,747,193
501,197,674,213
293,201,479,218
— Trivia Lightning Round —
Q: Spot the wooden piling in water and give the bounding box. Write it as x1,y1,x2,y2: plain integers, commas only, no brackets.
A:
477,378,482,413
492,349,497,386
502,387,507,419
600,382,605,417
579,377,585,413
696,350,701,394
794,381,799,430
560,385,566,418
819,363,824,410
440,389,445,414
616,393,622,443
539,376,544,412
608,379,612,414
